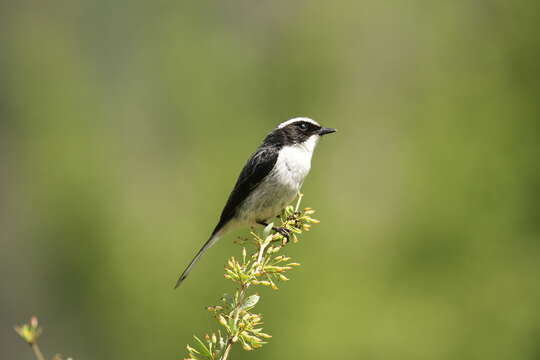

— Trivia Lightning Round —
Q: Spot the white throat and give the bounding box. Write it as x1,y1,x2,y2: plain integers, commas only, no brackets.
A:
299,134,320,155
277,134,320,185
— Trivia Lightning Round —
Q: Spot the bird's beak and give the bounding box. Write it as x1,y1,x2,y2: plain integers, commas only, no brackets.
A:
318,127,337,136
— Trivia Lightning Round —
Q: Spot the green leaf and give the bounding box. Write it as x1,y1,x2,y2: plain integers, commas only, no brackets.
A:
221,294,234,308
240,294,260,311
187,345,198,353
193,335,212,359
263,223,274,239
284,205,294,216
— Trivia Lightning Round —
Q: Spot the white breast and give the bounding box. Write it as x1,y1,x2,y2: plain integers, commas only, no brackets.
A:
237,135,319,224
275,135,318,187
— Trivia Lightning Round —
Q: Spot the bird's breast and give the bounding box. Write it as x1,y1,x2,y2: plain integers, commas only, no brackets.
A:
236,144,314,224
275,144,313,187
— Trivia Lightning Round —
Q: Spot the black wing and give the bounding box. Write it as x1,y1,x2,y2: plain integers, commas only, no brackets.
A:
212,145,279,234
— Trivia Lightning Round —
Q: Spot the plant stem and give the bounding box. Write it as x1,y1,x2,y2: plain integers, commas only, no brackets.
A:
222,341,233,360
295,192,304,212
257,238,270,264
221,233,271,359
31,342,46,360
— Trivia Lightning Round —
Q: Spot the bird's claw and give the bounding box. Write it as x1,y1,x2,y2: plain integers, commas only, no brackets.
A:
274,226,290,240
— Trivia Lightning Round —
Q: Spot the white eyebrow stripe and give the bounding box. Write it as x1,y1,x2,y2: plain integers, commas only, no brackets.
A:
277,117,320,129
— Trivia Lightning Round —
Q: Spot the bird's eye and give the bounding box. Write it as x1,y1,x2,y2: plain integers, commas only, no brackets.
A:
298,123,308,131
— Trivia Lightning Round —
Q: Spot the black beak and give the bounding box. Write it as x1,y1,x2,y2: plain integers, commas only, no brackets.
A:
319,127,337,136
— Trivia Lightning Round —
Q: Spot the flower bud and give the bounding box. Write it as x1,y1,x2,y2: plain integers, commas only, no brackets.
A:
257,332,272,339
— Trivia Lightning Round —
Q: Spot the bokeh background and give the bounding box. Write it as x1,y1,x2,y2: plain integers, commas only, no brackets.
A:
2,1,540,359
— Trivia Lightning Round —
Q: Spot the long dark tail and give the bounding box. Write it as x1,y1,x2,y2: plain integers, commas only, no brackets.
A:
174,232,222,288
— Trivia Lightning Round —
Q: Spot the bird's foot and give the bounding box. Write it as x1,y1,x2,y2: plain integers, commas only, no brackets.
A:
257,221,290,242
274,226,290,240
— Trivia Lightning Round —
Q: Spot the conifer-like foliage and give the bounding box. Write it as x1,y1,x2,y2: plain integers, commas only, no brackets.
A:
185,194,319,360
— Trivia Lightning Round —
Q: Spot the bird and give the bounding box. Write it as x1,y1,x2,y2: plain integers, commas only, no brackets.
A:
175,117,336,288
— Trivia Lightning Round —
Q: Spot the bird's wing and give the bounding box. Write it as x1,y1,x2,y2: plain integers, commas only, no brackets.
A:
212,145,279,234
175,145,279,288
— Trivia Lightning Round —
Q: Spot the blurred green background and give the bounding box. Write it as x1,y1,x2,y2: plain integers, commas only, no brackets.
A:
2,1,540,359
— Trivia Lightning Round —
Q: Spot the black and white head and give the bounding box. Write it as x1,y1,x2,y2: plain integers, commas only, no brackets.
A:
264,117,336,150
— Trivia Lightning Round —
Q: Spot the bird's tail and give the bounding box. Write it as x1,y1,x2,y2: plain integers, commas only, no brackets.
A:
174,232,222,288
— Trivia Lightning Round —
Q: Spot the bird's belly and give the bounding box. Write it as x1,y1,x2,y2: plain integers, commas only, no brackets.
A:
238,184,297,223
237,149,310,224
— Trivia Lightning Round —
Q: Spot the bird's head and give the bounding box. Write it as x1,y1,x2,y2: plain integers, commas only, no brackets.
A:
265,117,336,148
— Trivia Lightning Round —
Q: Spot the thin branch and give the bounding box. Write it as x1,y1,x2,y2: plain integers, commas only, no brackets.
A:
221,342,232,360
31,342,46,360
